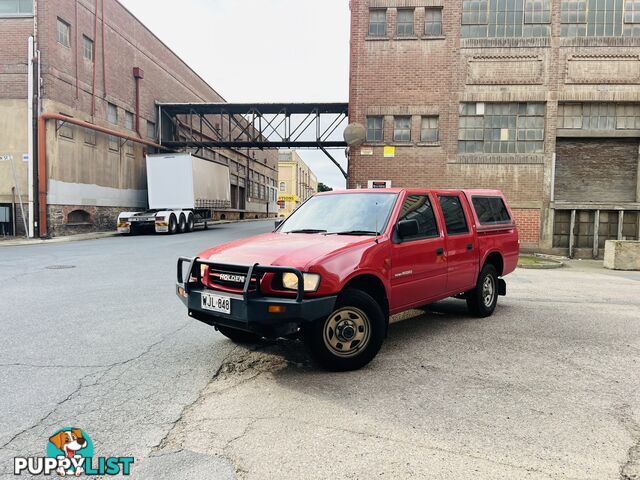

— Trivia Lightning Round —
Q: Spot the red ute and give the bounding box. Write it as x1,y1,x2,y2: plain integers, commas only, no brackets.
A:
177,189,519,371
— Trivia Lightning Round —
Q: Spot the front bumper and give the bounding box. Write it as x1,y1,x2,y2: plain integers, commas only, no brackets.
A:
176,257,337,338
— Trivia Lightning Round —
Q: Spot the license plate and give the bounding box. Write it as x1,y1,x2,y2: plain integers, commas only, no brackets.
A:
201,292,231,314
130,218,148,222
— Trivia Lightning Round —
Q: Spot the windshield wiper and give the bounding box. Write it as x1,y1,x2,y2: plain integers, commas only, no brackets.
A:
286,229,328,234
328,230,380,236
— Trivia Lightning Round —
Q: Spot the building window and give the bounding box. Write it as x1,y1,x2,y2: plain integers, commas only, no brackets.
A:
57,114,74,139
366,116,384,142
83,35,93,61
396,9,415,36
107,103,118,124
125,111,134,130
458,102,546,154
420,116,439,143
394,116,412,143
561,0,640,37
108,136,119,152
461,0,551,38
369,9,387,36
558,103,640,130
84,127,96,146
425,8,443,36
0,0,34,16
147,121,156,139
279,181,286,192
57,18,70,47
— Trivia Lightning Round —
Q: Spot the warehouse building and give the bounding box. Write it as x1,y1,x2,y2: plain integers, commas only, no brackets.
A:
0,0,277,238
277,150,318,217
349,0,640,257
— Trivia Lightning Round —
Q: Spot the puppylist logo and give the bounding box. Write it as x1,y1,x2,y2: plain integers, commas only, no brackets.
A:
14,428,134,476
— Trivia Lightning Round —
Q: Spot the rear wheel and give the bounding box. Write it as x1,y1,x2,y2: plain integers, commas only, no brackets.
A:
168,214,178,235
304,289,386,371
186,213,195,232
466,264,498,318
217,326,262,344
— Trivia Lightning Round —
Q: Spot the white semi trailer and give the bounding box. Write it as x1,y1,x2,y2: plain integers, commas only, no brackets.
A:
117,153,231,235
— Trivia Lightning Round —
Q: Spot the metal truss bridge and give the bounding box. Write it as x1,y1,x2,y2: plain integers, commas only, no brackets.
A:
157,102,350,178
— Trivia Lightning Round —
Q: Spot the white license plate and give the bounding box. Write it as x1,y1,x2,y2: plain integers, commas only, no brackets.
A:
201,292,231,314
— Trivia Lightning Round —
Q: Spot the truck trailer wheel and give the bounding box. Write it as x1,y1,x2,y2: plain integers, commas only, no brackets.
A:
168,214,178,235
304,289,385,372
217,326,262,344
178,214,187,233
186,213,194,232
466,264,498,318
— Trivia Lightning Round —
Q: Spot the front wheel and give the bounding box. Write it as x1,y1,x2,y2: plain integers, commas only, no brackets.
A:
304,289,386,371
217,326,262,344
466,264,498,318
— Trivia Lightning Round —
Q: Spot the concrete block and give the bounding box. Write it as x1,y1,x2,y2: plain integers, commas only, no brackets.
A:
603,240,640,271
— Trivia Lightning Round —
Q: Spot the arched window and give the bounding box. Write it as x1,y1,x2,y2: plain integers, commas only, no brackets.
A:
67,209,91,225
279,182,286,192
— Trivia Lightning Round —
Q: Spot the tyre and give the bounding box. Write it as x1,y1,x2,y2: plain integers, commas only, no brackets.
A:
466,264,498,318
217,326,262,344
178,214,187,233
186,213,195,232
168,214,178,235
304,288,386,372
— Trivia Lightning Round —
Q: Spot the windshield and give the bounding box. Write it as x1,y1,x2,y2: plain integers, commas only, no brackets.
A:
279,193,398,235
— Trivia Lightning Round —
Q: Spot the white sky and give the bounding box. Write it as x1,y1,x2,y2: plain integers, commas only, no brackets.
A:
120,0,351,189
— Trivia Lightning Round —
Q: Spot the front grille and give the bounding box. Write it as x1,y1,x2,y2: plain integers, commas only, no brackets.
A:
205,266,261,292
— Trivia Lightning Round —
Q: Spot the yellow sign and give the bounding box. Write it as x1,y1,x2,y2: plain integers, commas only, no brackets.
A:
383,146,396,158
278,194,298,202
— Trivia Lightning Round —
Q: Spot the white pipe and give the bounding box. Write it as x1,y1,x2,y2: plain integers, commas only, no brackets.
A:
27,36,34,238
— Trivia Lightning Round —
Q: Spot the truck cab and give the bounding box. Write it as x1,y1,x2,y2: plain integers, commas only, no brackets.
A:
177,188,519,371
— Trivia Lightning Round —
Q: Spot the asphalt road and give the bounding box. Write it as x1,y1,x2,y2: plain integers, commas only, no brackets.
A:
1,222,639,479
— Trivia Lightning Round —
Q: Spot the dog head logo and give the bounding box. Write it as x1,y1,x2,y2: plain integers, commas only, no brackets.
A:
46,428,93,476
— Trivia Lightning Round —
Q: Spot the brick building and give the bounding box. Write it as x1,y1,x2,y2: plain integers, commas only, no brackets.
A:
277,150,318,217
348,0,640,257
0,0,277,238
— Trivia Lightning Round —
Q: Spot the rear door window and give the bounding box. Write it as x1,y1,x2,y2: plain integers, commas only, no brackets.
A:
472,196,511,225
438,195,469,235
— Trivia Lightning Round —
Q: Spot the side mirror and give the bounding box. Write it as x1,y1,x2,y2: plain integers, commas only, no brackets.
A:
274,220,284,230
397,219,419,239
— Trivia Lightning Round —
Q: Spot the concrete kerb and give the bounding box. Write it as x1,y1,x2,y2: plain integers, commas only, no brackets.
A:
0,218,275,247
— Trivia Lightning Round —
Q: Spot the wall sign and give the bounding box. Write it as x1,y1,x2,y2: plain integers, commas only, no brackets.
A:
383,146,395,158
368,180,392,189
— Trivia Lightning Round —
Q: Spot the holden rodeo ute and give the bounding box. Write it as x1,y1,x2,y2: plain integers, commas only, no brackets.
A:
176,189,519,371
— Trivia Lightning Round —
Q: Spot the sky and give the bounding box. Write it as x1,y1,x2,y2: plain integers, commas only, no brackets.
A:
120,0,351,189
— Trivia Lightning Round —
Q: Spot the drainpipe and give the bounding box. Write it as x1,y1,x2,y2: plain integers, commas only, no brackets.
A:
27,36,35,238
101,0,107,97
91,0,99,116
133,67,144,136
37,112,168,238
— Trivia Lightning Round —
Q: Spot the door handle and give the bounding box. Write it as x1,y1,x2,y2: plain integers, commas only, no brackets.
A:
436,248,444,256
467,243,473,251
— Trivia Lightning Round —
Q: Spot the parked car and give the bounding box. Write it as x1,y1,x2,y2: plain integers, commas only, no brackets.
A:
176,189,519,371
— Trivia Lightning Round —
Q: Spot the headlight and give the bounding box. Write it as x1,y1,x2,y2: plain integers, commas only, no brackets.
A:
282,272,321,292
155,216,166,222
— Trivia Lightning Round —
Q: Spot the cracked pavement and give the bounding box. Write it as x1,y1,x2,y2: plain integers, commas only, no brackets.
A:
1,222,640,479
